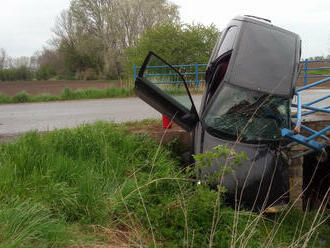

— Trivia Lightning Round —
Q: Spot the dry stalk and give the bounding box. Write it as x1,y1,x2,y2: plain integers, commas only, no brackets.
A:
133,172,157,247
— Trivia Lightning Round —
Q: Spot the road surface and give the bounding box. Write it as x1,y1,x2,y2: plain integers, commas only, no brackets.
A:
0,90,328,136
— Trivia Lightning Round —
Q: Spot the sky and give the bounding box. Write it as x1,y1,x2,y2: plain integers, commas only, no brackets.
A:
0,0,329,59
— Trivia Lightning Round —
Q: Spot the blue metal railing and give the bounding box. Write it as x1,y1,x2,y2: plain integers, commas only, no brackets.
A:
133,63,207,90
298,59,330,85
282,73,330,155
134,59,330,88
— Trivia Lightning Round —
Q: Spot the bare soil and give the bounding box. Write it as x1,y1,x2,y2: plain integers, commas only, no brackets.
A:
0,80,127,96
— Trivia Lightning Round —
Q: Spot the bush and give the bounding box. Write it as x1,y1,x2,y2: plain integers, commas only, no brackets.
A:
12,91,29,103
0,93,10,103
36,64,56,80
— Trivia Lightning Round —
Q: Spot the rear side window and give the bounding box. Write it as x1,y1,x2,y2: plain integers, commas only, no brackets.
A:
216,26,238,57
208,26,238,64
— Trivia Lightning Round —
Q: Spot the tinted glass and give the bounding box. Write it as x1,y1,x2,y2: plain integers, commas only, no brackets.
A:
141,55,193,111
204,85,290,142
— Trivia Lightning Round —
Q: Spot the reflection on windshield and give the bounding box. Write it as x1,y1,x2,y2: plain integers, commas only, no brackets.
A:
204,85,290,142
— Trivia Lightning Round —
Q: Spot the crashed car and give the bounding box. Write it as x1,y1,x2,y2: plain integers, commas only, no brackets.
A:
134,15,301,210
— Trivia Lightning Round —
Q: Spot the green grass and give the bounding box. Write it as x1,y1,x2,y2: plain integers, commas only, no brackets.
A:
0,122,328,247
302,69,330,76
0,86,204,104
0,87,134,104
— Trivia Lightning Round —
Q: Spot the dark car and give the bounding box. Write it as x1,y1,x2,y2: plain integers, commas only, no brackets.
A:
134,15,301,210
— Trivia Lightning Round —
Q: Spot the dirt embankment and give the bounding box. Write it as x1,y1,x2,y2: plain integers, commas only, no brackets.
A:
0,80,127,96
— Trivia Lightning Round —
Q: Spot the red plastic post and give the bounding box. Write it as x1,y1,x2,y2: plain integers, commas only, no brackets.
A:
162,115,172,129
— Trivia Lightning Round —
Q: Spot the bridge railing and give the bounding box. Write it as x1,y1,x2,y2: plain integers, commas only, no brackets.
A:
298,59,330,86
134,59,330,88
283,65,330,156
133,63,207,90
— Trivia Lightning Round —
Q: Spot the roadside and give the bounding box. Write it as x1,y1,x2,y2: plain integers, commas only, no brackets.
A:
0,80,204,104
0,77,328,105
2,91,329,138
0,86,134,104
0,121,328,247
0,80,128,96
0,119,164,143
0,80,135,104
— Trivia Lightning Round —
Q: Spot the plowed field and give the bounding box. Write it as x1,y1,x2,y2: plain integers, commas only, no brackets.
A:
0,80,124,96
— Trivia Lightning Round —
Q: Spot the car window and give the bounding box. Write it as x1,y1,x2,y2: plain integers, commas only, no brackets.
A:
205,52,231,104
216,26,238,58
204,85,290,142
208,26,238,65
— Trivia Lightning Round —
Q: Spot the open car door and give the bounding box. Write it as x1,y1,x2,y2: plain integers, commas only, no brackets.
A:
134,52,199,131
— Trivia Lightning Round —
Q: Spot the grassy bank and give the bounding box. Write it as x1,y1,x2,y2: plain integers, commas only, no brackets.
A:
307,69,330,76
0,86,204,104
0,87,134,104
0,122,328,247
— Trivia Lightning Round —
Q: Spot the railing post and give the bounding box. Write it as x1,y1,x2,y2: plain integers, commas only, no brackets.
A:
195,63,199,90
304,59,308,86
133,65,137,80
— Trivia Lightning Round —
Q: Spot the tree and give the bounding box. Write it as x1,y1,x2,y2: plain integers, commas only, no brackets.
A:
0,48,6,69
0,50,34,81
123,23,220,75
51,0,179,79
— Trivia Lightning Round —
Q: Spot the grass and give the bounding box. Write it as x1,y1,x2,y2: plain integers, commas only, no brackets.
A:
0,84,204,104
0,87,135,104
302,69,330,76
0,121,328,247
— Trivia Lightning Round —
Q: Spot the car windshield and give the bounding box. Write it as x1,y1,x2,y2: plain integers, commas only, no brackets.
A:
204,85,290,142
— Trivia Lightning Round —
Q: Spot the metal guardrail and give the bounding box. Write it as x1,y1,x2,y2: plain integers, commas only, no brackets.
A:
298,59,330,86
133,63,207,90
134,59,330,88
282,74,330,156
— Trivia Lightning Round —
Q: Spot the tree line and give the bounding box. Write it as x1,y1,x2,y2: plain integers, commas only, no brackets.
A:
0,49,36,81
2,0,330,82
1,0,220,82
306,55,330,60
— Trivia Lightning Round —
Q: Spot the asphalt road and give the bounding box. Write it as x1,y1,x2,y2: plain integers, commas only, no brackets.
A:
0,90,328,136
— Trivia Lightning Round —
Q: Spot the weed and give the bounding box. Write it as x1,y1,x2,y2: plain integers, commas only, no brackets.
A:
0,199,69,248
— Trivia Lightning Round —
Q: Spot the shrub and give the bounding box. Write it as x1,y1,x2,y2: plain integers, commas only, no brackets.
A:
12,91,29,103
36,64,56,80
